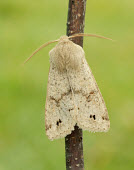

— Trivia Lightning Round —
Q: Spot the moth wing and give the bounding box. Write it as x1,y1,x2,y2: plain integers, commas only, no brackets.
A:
68,52,110,132
45,59,76,140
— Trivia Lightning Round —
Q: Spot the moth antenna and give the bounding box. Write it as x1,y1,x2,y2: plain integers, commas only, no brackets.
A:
69,33,113,41
23,39,59,64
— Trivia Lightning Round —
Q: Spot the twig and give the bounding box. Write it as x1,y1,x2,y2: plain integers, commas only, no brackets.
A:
65,0,87,169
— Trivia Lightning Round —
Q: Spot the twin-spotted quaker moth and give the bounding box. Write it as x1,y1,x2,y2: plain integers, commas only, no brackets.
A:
24,33,111,140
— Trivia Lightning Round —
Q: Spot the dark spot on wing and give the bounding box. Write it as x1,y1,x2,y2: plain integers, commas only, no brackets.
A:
69,108,74,112
87,95,91,102
90,90,94,94
90,114,96,120
56,119,62,126
46,124,52,131
102,116,109,121
93,115,96,120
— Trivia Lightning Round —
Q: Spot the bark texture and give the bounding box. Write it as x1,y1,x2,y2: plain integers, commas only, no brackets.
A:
65,0,87,170
67,0,86,47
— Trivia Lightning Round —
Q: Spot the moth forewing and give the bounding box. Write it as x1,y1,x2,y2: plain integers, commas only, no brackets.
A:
45,40,77,140
45,65,76,140
65,41,110,132
68,56,110,132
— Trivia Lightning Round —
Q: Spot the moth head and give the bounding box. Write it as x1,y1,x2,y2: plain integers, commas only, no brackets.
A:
23,33,113,64
59,35,69,43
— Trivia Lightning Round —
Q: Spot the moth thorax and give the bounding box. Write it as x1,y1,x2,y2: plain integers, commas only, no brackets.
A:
49,42,84,72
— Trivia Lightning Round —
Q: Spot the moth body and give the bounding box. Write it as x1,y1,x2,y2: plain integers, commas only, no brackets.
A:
45,36,110,140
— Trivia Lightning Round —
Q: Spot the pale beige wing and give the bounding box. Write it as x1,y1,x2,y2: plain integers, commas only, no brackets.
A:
45,61,76,140
67,53,110,132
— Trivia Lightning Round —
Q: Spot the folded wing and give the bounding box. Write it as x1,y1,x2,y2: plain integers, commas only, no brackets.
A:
67,54,110,132
45,62,76,140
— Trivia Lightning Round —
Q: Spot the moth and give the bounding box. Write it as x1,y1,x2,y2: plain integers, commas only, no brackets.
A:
24,33,111,140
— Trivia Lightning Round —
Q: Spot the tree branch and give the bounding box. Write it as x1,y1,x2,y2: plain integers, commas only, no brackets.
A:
65,0,87,170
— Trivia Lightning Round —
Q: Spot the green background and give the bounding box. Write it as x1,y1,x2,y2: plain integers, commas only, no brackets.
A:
0,0,134,169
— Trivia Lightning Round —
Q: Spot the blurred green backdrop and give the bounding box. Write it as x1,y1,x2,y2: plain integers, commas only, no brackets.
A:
0,0,134,169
